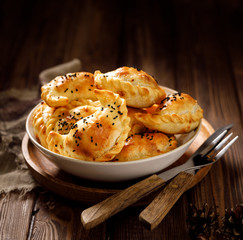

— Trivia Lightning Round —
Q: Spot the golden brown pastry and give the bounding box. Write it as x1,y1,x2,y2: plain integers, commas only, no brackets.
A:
32,102,55,148
114,132,177,161
41,72,97,107
69,98,101,108
94,67,166,108
32,66,204,163
127,107,147,134
135,93,203,134
32,100,100,147
46,89,130,162
45,104,100,136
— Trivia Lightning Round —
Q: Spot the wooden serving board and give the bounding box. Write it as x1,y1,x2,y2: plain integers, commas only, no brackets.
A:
22,118,214,205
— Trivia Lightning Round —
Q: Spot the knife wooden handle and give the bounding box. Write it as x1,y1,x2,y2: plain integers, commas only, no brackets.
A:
139,172,194,231
81,174,165,230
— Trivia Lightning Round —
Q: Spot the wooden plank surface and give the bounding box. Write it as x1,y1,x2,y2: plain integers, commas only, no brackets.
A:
0,0,242,239
29,192,106,240
0,192,35,240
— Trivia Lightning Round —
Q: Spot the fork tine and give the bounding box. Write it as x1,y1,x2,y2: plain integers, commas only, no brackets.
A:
214,136,238,160
192,124,233,158
214,133,233,151
201,130,228,157
187,135,238,172
202,132,234,158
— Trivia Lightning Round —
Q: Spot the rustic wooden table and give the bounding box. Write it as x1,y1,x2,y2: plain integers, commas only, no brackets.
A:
0,0,242,239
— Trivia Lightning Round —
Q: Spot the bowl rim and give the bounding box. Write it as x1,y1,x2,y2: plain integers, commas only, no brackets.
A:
26,86,201,167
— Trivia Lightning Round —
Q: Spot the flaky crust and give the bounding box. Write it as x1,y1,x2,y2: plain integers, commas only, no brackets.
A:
32,100,100,148
135,93,203,134
94,67,166,108
41,72,97,107
127,107,147,134
45,105,99,137
46,90,130,162
32,102,55,148
114,133,177,161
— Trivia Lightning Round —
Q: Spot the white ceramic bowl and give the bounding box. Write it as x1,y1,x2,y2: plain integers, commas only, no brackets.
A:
26,87,201,182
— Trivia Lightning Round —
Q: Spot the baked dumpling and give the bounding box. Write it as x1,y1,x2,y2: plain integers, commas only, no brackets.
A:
41,72,97,107
135,93,203,134
94,67,166,108
32,101,99,147
46,89,130,162
114,132,177,161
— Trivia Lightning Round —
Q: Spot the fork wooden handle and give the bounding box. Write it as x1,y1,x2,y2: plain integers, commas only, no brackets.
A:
81,174,165,230
139,172,194,231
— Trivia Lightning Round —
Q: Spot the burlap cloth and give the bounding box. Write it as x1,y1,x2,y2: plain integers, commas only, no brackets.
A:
0,59,82,194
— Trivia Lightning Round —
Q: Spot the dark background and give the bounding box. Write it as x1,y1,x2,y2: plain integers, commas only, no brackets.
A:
1,0,243,93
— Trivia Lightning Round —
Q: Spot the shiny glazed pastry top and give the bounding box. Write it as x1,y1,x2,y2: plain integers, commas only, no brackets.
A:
135,93,203,134
114,132,177,161
41,72,97,107
94,67,166,108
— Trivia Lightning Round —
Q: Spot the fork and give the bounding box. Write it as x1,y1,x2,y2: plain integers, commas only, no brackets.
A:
81,124,238,230
139,127,238,230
